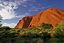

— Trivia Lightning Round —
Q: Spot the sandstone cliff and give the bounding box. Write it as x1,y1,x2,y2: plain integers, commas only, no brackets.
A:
15,8,64,29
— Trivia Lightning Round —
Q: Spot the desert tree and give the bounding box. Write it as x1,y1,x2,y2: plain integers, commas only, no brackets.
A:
0,15,2,27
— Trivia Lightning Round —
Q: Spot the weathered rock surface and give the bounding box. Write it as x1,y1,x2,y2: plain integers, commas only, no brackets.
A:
15,16,32,28
15,8,64,29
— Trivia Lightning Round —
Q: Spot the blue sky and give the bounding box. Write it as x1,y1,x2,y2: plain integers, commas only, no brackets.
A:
0,0,64,28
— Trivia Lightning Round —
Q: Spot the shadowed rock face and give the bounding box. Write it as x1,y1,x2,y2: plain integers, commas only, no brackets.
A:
15,8,64,29
15,16,32,28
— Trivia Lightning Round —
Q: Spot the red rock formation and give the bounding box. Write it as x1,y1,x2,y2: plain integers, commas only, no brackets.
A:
16,16,32,28
15,8,64,29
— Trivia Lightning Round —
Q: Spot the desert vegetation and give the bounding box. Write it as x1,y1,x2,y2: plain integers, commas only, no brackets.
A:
0,22,64,43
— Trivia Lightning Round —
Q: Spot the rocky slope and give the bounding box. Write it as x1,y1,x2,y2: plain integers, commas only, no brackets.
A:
15,8,64,29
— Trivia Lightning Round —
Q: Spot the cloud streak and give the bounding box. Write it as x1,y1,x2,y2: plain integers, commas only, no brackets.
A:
0,0,27,20
2,23,16,28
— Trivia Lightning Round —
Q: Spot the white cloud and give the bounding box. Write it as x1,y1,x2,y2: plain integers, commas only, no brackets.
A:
0,0,28,27
2,23,16,28
0,0,27,20
0,7,16,19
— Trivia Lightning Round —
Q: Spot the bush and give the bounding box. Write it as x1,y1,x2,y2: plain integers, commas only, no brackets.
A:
41,23,53,29
53,22,64,38
1,26,11,30
0,22,64,43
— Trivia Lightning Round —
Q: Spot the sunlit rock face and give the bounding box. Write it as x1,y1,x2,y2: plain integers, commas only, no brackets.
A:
15,8,64,29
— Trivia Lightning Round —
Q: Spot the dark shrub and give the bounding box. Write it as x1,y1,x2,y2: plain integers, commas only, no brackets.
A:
41,23,53,29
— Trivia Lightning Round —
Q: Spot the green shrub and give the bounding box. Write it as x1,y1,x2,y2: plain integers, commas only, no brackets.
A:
41,23,53,29
0,22,64,43
54,22,64,38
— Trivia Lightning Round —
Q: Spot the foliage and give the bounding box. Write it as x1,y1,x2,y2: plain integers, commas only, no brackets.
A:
53,22,64,38
41,23,53,29
0,22,64,43
0,15,2,27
